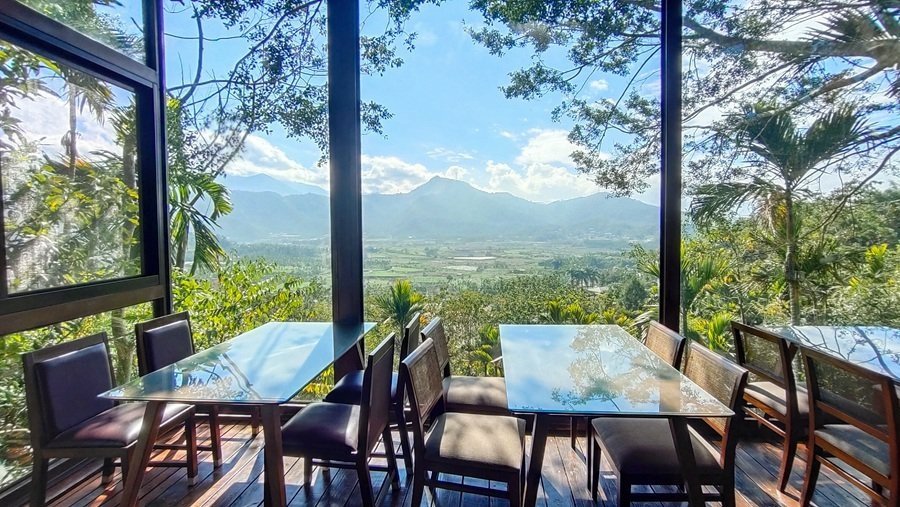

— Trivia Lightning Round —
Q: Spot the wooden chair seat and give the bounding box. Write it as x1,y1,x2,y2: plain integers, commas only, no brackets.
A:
46,402,193,450
282,402,360,459
815,424,889,477
745,381,810,417
591,418,721,480
424,412,525,472
443,376,509,415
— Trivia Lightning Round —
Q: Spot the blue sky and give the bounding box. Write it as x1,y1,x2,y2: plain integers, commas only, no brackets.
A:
162,2,663,204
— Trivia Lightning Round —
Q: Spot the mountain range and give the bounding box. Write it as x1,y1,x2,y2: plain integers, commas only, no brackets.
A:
216,176,659,243
218,173,327,196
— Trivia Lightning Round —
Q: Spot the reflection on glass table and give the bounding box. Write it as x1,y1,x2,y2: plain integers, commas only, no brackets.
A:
500,324,733,507
771,326,900,380
102,321,374,507
501,324,732,416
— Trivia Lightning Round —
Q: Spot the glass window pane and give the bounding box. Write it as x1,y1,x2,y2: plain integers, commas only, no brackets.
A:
0,41,142,293
681,0,898,352
15,0,145,62
360,4,661,375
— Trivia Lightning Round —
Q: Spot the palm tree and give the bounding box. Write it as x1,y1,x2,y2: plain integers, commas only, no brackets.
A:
691,103,869,324
469,324,502,376
637,243,729,335
371,279,425,338
167,99,233,274
541,300,568,323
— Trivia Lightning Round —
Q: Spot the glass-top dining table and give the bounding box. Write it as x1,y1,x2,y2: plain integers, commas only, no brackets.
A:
770,326,900,380
102,321,374,507
500,324,734,507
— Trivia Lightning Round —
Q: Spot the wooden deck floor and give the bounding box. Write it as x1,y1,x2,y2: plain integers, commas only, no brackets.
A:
28,421,877,507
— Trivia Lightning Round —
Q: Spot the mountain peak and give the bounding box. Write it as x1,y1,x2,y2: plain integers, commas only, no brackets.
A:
411,176,478,195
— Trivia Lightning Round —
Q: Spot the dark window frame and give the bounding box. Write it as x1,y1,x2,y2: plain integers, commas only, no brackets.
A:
0,0,170,335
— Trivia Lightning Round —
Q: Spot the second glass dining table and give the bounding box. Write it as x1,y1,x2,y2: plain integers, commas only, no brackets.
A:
500,324,734,507
771,325,900,380
102,321,374,507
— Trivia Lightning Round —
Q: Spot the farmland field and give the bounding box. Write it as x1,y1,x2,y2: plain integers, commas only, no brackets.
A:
227,236,649,292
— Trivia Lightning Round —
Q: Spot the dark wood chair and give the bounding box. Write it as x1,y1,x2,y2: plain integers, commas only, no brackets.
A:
401,338,525,506
420,317,509,416
280,334,400,505
584,321,687,480
578,321,686,447
23,332,199,507
323,312,422,470
732,321,808,491
590,342,748,506
135,312,260,467
799,346,899,507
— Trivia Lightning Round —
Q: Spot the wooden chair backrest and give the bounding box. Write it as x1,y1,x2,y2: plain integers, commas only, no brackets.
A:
135,311,195,375
358,334,396,455
400,339,445,454
421,317,451,377
21,333,115,447
644,321,687,369
682,342,749,469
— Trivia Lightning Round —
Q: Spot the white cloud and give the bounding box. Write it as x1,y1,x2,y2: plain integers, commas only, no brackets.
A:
226,135,328,187
361,155,467,194
498,130,518,141
589,79,609,92
9,91,120,158
480,160,597,203
426,147,475,163
514,129,578,167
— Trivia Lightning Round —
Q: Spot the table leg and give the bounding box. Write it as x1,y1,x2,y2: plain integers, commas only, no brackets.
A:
261,404,286,507
670,417,704,506
524,413,550,507
121,400,166,507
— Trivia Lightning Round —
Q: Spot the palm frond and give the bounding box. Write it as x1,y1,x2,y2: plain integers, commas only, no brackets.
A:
690,178,779,227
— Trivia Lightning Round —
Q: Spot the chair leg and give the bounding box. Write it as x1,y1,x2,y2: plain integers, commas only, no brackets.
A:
121,449,133,483
570,417,578,450
508,471,522,507
591,439,602,502
303,457,313,486
101,458,115,485
356,461,375,506
618,478,631,507
777,431,798,492
587,430,593,489
393,404,414,471
208,405,223,467
30,457,48,507
799,451,820,507
411,463,426,507
721,473,736,507
251,406,261,437
382,428,401,490
185,416,199,484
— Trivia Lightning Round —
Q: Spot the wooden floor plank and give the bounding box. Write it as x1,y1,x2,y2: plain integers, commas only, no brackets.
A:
24,425,884,507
